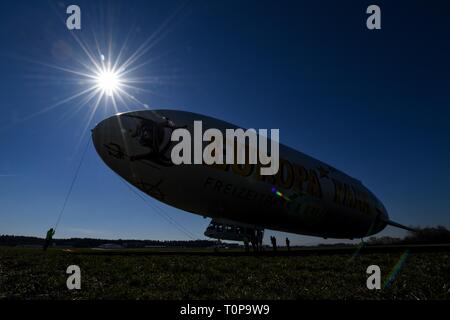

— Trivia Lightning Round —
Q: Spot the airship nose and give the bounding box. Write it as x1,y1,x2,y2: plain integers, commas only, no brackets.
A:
92,114,132,159
92,111,171,185
92,113,138,181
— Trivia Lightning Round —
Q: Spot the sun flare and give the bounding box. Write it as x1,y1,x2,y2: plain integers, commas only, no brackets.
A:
95,69,121,96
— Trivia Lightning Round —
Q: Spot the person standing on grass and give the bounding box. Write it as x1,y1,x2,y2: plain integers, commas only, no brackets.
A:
43,228,55,251
257,229,263,252
270,236,277,251
286,237,291,251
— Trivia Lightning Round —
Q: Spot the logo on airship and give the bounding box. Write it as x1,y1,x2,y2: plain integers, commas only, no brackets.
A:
110,114,281,175
124,114,186,167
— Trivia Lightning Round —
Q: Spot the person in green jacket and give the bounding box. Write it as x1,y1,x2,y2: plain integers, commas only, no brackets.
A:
43,228,55,251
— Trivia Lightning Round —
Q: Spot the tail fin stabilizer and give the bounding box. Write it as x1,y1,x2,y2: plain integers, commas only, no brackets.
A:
386,220,416,232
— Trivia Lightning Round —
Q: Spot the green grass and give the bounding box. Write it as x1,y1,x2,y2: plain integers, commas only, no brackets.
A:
0,247,449,300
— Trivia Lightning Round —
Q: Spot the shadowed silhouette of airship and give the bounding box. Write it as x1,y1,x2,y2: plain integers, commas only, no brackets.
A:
92,110,413,245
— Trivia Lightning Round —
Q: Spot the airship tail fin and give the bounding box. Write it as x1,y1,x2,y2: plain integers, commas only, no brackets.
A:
386,220,416,232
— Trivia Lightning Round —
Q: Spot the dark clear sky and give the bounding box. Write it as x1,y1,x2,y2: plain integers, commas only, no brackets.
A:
0,0,449,244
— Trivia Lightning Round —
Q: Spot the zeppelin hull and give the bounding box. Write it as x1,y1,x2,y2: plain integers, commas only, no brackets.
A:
92,110,389,239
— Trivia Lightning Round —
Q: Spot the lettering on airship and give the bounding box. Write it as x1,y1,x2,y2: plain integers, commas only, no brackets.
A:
317,165,330,179
203,177,302,214
170,121,280,176
206,158,371,215
206,160,323,199
332,178,370,213
100,114,370,215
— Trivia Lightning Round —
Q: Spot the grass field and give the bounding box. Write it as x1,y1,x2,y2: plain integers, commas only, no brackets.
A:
0,247,449,300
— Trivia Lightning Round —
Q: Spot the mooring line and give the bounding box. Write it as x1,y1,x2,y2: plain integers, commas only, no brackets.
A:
54,138,91,231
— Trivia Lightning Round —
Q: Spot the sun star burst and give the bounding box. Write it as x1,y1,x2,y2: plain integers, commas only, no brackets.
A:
94,68,122,96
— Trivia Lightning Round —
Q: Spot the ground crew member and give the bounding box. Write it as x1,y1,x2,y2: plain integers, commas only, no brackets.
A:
43,228,55,251
270,236,277,251
286,237,291,251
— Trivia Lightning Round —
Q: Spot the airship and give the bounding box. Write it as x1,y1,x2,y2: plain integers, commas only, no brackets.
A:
92,109,413,246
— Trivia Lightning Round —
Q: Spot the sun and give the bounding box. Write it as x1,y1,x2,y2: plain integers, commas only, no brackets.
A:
95,69,121,96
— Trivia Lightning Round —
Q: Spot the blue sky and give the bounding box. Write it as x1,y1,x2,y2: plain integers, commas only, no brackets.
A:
0,0,449,245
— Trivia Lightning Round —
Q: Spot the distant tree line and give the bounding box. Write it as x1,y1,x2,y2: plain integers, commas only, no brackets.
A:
367,226,450,245
0,235,220,248
1,226,449,248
